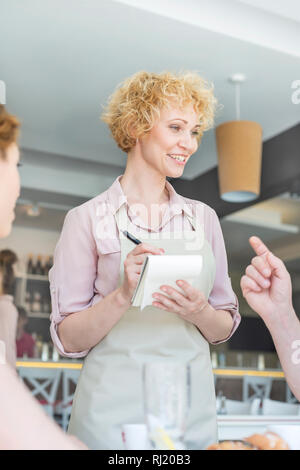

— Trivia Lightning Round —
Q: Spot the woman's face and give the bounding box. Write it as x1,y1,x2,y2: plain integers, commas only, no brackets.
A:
138,103,201,178
0,143,20,238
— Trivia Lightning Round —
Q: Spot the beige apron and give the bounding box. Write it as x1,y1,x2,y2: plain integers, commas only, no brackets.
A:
68,204,218,450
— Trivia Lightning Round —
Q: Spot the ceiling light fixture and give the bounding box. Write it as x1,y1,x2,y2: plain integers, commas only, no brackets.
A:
216,73,263,203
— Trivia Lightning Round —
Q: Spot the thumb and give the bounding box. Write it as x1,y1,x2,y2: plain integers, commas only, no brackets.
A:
267,252,287,281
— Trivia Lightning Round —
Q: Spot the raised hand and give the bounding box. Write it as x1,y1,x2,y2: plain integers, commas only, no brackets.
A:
240,236,293,322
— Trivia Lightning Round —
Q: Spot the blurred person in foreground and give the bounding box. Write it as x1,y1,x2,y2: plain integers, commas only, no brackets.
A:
241,236,300,401
0,249,18,367
0,104,87,449
16,306,36,358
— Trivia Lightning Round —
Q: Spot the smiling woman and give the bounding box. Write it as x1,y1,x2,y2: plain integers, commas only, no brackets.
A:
50,70,241,450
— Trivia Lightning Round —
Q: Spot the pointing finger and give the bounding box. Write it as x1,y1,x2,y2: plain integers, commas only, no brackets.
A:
249,236,271,258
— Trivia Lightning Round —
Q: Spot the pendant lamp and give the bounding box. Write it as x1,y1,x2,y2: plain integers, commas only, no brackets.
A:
216,74,263,203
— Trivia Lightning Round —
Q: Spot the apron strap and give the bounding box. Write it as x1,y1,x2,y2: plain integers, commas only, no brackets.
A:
185,206,205,251
186,202,205,232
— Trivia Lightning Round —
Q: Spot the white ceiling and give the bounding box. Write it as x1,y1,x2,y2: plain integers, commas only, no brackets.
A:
237,0,300,22
1,0,300,275
0,0,299,194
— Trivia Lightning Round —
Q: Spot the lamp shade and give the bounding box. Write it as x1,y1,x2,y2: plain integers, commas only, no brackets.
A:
216,120,263,203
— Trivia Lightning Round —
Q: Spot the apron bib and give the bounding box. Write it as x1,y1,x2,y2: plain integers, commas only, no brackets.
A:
68,204,218,450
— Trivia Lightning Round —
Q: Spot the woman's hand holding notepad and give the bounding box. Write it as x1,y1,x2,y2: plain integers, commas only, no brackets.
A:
131,255,203,310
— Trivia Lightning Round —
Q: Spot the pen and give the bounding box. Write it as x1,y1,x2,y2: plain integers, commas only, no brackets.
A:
122,230,142,245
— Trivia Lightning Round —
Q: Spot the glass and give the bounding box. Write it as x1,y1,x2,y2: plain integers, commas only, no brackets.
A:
257,354,265,370
143,361,190,450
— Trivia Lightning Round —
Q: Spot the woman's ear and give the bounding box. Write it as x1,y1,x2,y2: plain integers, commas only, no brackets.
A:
128,124,137,140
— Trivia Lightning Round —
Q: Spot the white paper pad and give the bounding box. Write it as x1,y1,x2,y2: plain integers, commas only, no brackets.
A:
131,255,203,310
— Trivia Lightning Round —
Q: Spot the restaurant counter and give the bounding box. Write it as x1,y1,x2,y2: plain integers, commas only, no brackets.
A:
16,360,286,378
17,360,288,402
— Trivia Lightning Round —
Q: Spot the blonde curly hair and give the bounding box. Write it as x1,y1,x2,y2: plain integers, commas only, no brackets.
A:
0,105,20,160
101,71,218,153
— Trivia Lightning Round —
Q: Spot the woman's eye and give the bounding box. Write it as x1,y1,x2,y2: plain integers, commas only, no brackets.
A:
170,125,199,137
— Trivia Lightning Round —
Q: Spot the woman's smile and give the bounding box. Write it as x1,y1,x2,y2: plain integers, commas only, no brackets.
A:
166,153,189,165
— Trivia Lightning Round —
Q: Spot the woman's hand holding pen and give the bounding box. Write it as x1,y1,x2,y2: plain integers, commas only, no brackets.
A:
152,279,213,326
118,242,165,305
240,236,294,326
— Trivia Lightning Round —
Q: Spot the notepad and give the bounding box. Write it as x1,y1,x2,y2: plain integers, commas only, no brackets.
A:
131,255,203,310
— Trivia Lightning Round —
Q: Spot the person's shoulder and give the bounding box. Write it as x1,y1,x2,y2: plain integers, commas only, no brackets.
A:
0,296,18,318
0,295,16,308
0,295,14,304
63,190,110,223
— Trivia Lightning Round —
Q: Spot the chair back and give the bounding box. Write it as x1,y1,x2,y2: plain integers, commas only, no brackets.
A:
243,376,272,402
286,384,299,404
19,367,61,417
60,368,81,430
223,398,261,415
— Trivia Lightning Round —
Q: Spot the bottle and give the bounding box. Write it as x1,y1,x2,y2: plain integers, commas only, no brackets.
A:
25,291,32,312
42,295,47,313
41,343,49,361
35,336,43,358
35,255,44,275
219,396,227,415
52,346,59,361
216,390,223,413
31,292,42,313
211,352,218,369
237,353,243,368
31,255,37,275
44,256,52,276
27,254,34,274
45,296,51,314
31,332,37,341
258,354,265,370
258,397,263,415
218,352,226,367
31,333,37,358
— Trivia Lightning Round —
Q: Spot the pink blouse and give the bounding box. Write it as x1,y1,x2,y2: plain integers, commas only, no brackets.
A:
49,175,241,358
